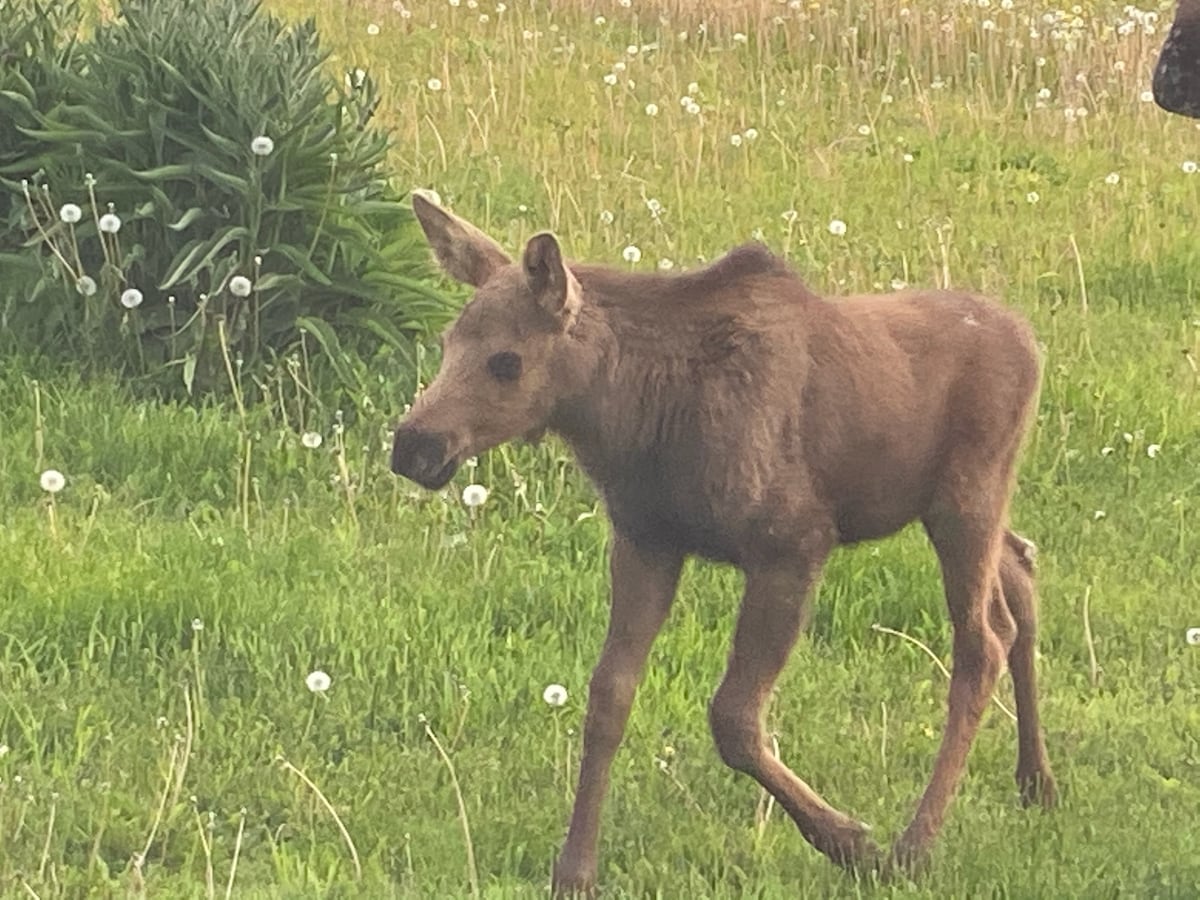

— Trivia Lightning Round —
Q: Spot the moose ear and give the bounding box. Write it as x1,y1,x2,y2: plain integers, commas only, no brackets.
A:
410,189,512,288
522,232,581,328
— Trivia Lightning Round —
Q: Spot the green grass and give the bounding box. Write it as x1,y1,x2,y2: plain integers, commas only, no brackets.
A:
3,0,1200,896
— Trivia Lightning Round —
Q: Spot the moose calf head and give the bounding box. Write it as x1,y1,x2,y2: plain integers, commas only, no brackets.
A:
390,191,585,489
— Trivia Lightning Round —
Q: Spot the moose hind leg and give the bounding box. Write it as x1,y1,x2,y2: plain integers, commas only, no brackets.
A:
999,529,1058,808
892,514,1009,870
708,552,883,869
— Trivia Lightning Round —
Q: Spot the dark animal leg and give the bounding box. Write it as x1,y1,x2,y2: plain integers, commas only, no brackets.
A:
551,534,683,898
708,541,884,869
891,512,1012,870
1000,529,1058,808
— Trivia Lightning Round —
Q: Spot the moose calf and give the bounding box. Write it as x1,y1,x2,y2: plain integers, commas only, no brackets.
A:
391,192,1057,896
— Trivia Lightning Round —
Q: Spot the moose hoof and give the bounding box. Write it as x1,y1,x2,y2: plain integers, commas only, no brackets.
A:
551,859,598,899
824,819,885,874
1018,768,1059,810
883,831,934,881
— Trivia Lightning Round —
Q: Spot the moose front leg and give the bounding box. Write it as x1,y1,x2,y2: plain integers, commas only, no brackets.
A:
551,534,683,898
708,546,884,869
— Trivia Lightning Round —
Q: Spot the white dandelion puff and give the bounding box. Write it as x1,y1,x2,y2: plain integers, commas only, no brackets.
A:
1183,161,1198,174
427,77,444,91
301,431,323,449
98,213,121,234
229,275,252,297
120,288,143,309
1105,172,1120,185
542,683,568,706
250,135,275,157
59,203,82,224
644,102,659,116
1147,443,1161,458
828,218,847,236
76,275,97,296
306,670,332,693
622,244,642,263
40,469,65,493
1185,628,1200,645
367,23,380,35
461,483,489,508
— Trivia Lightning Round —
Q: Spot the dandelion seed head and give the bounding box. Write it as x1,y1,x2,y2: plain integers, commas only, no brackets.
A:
39,469,65,493
306,670,332,693
1147,443,1161,458
427,77,444,91
1026,191,1040,204
98,213,121,234
622,244,642,263
542,683,568,706
644,102,659,116
461,483,489,508
367,22,380,35
120,288,143,309
250,136,275,157
301,431,323,449
1183,161,1198,174
59,203,82,224
743,127,759,141
828,218,847,236
599,209,615,225
76,275,97,296
1186,628,1200,646
1105,171,1120,185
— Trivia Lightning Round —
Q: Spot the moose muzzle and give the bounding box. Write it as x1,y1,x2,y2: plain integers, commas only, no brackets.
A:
390,426,458,490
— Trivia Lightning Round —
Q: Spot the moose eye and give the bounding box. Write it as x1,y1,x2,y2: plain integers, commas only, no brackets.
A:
486,351,522,382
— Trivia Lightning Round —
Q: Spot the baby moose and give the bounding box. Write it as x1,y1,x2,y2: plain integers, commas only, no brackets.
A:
391,191,1057,896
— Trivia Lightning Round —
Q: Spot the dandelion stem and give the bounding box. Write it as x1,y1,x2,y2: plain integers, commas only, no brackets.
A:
277,755,362,880
422,718,480,899
225,809,246,900
871,623,1017,722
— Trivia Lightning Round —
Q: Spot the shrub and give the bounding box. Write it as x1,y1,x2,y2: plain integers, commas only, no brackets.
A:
0,0,85,296
0,0,449,400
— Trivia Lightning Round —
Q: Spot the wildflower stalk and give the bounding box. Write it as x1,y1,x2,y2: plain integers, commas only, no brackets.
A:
421,715,480,899
871,623,1017,722
21,182,77,277
225,809,246,900
277,755,363,880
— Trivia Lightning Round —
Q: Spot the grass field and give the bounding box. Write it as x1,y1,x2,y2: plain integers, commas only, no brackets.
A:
3,1,1200,897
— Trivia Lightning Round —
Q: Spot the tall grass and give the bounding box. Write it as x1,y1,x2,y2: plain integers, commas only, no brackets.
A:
0,1,1198,897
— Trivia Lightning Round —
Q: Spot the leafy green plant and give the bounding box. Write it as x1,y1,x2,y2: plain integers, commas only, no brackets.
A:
1,0,450,399
0,0,85,297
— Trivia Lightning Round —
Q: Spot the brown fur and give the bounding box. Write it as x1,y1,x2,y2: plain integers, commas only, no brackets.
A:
1154,0,1200,118
392,191,1057,896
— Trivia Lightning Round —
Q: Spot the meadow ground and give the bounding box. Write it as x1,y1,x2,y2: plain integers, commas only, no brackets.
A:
3,0,1200,897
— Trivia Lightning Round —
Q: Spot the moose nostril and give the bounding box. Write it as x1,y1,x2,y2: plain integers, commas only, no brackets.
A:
391,427,448,478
